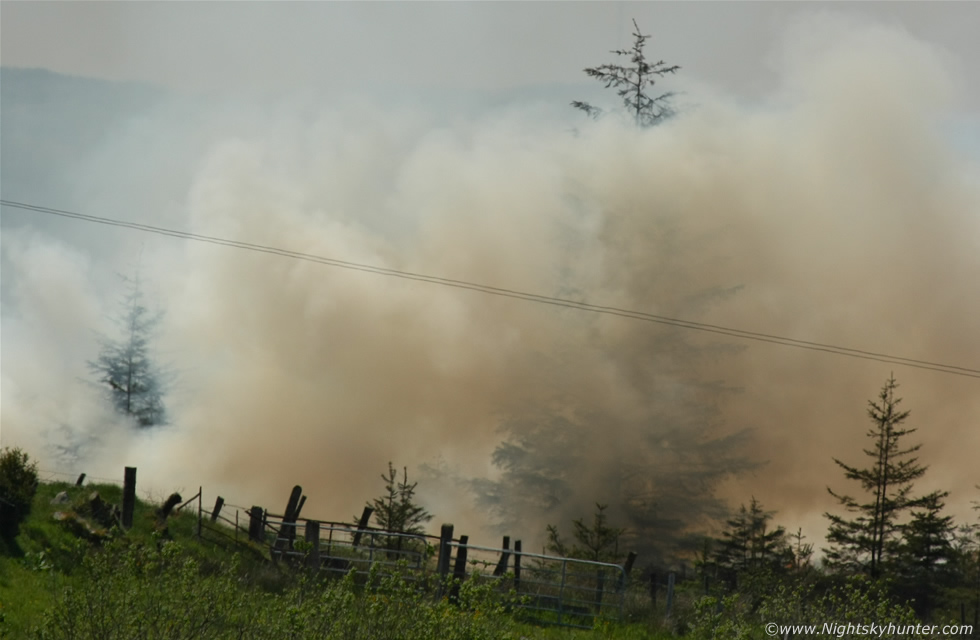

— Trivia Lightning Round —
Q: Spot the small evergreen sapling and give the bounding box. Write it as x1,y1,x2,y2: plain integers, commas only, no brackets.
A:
362,462,434,552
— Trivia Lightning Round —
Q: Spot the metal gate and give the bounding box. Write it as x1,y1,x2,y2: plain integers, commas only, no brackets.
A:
450,541,629,629
259,514,632,629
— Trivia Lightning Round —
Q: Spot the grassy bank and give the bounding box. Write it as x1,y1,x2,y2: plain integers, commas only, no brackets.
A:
1,480,673,639
2,479,935,639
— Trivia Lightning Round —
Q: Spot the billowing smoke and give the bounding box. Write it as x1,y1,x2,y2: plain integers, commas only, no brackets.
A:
2,17,978,559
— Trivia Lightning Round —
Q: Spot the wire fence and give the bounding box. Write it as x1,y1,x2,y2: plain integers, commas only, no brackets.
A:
252,511,633,629
38,468,159,502
34,468,638,629
451,541,629,629
266,519,435,576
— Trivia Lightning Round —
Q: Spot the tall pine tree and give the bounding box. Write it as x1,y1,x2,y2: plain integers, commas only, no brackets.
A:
824,375,939,578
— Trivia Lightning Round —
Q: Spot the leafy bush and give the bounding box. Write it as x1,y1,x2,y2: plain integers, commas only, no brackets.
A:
33,538,523,640
687,576,921,640
687,594,754,640
0,447,39,540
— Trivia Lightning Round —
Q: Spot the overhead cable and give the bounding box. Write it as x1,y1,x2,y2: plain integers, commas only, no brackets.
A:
3,199,977,379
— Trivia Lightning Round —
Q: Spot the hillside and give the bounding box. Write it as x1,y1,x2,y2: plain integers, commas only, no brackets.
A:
5,476,964,639
0,67,162,206
0,478,273,637
2,478,630,639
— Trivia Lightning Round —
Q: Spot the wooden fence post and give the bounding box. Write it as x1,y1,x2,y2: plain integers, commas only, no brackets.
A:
623,552,637,579
75,473,86,487
595,568,606,613
493,536,511,576
436,523,454,596
305,520,321,571
283,486,302,521
665,571,676,619
156,493,183,526
274,486,303,555
352,506,374,548
650,572,657,610
513,540,522,593
210,496,224,523
197,486,202,538
122,467,137,530
248,506,264,543
617,551,637,592
450,535,469,604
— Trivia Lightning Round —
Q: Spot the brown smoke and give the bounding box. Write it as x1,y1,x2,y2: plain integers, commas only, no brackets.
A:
2,19,977,553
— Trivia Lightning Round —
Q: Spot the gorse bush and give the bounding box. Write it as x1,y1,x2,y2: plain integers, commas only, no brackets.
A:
34,538,522,640
0,447,39,540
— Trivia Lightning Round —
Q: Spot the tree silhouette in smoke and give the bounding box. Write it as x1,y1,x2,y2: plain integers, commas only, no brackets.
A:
469,110,756,561
572,18,680,128
474,377,756,565
89,271,167,428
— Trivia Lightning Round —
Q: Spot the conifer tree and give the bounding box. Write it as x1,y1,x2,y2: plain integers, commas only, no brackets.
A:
788,527,814,571
89,271,166,428
948,488,980,630
365,462,433,536
824,375,938,578
712,497,789,588
572,18,680,127
893,491,956,619
546,503,627,563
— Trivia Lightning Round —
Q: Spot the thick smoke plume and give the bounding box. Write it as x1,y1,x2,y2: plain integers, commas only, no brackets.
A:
2,19,978,556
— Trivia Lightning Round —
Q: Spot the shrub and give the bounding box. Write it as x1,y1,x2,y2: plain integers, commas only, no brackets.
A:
687,575,920,640
0,447,39,540
34,538,521,639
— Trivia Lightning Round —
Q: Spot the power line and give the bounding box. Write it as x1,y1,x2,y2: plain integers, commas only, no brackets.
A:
39,469,121,484
3,198,978,379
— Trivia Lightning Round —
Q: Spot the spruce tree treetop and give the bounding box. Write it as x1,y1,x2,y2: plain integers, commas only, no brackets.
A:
572,18,680,128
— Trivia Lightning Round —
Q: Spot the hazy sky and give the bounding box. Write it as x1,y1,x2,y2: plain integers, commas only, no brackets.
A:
3,2,979,106
2,1,979,553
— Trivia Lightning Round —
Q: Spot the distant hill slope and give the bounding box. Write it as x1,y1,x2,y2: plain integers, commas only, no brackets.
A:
0,67,164,207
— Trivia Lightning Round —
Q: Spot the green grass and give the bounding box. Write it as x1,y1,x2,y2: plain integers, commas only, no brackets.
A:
11,480,920,640
0,557,69,638
0,481,115,637
2,480,672,639
0,480,276,636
